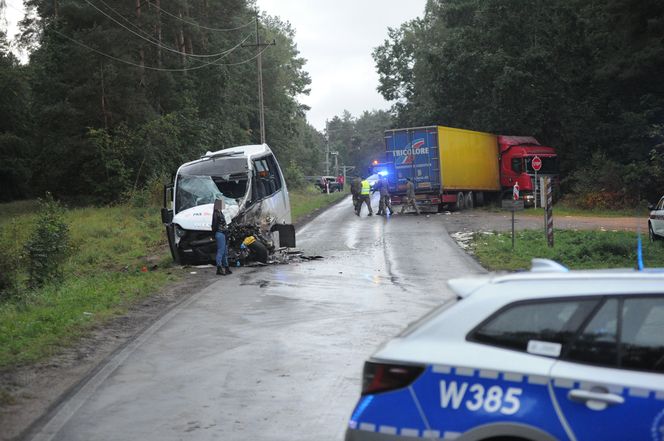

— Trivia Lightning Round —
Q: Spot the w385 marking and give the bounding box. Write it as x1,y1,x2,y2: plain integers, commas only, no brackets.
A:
440,381,523,415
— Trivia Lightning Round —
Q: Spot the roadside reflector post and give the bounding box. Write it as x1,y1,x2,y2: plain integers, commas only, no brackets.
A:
544,177,554,247
534,171,538,209
512,208,515,249
502,187,524,250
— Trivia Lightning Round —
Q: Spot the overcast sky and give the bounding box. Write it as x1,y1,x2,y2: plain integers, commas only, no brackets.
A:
257,0,427,130
3,0,427,131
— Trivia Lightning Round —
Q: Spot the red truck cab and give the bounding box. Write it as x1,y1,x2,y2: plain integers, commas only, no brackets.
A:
499,136,558,205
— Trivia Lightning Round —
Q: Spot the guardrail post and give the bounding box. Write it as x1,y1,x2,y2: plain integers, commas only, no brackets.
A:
544,177,554,247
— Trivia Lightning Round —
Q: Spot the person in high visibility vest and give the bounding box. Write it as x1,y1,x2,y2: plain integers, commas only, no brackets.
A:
356,178,373,216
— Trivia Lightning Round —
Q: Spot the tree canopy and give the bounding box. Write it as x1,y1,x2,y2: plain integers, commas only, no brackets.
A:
374,0,664,204
0,0,326,202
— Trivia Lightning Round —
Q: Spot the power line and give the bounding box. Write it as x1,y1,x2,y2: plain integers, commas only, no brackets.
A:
51,27,270,72
84,0,253,59
136,0,255,33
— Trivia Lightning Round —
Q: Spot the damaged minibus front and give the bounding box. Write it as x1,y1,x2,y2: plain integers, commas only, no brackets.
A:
161,144,294,264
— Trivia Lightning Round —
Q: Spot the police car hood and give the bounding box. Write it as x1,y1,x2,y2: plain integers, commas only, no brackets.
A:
172,204,239,231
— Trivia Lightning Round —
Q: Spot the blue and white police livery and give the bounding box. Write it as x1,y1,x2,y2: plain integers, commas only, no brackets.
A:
346,260,664,441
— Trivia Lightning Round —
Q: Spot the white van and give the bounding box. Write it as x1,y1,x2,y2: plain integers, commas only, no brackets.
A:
161,144,294,264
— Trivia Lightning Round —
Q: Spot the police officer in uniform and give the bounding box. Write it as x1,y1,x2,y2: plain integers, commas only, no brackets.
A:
350,176,362,211
400,177,420,215
375,175,393,216
356,178,373,216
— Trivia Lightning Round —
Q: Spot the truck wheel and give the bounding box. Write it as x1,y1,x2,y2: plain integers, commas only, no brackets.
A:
456,192,465,211
465,192,474,209
475,192,484,206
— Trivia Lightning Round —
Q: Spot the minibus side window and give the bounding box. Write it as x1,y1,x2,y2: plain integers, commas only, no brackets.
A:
266,155,282,192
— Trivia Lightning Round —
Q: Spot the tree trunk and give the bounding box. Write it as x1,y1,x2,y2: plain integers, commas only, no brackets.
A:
136,0,146,86
155,0,162,68
100,64,109,129
178,9,186,65
155,0,162,112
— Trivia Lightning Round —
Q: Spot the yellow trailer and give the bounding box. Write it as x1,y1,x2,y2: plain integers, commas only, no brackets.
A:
384,125,501,211
437,126,501,192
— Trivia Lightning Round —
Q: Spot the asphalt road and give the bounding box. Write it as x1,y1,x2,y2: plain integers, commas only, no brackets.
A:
28,195,484,441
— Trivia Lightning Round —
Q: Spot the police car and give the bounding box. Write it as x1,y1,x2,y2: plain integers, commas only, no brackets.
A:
346,260,664,441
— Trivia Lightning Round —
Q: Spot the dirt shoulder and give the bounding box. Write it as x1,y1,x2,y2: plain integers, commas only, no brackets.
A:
440,210,646,234
0,197,345,441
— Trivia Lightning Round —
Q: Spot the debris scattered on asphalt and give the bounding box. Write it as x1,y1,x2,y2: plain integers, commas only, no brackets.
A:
450,231,475,254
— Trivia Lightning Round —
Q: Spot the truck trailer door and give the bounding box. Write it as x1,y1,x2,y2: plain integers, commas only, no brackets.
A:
385,127,440,194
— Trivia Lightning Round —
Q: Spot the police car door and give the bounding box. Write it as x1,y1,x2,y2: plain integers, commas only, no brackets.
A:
548,296,664,441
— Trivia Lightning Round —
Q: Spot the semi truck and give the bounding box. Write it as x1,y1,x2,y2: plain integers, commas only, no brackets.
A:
384,126,558,211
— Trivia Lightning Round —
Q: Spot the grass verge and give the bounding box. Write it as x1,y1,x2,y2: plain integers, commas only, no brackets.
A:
472,229,664,271
0,202,176,370
289,185,347,222
482,200,648,218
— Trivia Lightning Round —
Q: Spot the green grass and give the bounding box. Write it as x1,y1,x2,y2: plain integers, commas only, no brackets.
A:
0,202,177,369
0,271,171,367
289,185,347,222
473,229,664,271
0,200,40,225
482,200,648,218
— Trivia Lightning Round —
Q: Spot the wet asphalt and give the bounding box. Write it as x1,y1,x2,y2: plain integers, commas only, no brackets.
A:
29,194,484,441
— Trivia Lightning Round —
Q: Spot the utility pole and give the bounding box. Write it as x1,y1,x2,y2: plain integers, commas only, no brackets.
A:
341,165,355,189
242,13,275,144
324,125,330,175
331,152,339,176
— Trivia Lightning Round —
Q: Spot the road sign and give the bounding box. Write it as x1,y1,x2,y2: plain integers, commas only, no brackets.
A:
513,182,520,200
532,156,542,172
502,200,525,210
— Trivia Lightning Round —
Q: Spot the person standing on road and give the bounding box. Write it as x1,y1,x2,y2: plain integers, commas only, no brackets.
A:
337,174,345,190
356,177,373,216
350,176,362,211
375,175,393,216
400,178,420,215
212,198,233,276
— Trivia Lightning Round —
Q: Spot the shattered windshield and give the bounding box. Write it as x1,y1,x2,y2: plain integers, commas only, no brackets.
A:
175,175,238,213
